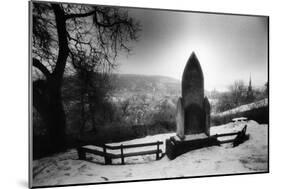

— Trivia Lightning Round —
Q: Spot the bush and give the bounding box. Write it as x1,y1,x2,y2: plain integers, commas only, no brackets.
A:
146,121,176,135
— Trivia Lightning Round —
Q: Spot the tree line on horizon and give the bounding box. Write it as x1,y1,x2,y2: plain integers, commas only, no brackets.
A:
212,80,268,113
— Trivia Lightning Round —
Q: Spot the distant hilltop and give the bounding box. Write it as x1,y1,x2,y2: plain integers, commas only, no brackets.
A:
62,73,215,98
110,74,181,95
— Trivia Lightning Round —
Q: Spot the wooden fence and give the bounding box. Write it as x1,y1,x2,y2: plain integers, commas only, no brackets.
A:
77,141,163,165
212,125,249,146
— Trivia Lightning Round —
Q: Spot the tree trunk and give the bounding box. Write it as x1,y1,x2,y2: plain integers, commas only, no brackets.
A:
46,89,66,153
88,92,97,132
33,4,70,155
79,90,86,138
89,102,97,132
33,80,66,154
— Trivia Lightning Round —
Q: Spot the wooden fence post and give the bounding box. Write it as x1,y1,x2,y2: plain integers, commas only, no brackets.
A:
156,141,160,160
121,144,125,165
103,144,107,164
103,144,111,165
77,147,85,160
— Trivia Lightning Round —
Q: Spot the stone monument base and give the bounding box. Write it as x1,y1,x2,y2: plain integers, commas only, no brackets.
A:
175,133,208,141
166,125,250,160
166,134,220,160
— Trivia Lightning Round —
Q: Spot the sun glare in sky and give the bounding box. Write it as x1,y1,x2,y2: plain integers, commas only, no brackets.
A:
115,9,268,91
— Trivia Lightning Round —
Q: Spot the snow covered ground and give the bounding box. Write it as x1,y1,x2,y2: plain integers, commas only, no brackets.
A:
32,120,268,187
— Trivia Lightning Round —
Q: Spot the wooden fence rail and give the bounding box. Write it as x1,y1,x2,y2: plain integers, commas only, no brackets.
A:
77,141,163,165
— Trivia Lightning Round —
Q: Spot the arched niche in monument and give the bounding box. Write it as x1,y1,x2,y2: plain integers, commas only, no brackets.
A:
184,103,205,135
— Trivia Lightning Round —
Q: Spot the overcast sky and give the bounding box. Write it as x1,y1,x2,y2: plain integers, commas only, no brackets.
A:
115,8,268,91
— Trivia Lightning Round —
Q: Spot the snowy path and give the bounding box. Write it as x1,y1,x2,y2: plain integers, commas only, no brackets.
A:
32,120,268,187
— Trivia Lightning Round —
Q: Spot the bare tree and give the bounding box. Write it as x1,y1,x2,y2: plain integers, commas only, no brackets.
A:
228,80,246,106
120,99,130,117
32,2,140,153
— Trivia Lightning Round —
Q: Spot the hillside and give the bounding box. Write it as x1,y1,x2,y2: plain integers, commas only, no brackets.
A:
110,74,181,98
213,98,268,117
212,98,268,125
62,73,219,102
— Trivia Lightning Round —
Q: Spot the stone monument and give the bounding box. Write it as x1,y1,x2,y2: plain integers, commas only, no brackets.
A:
166,52,217,160
166,52,249,160
176,52,210,140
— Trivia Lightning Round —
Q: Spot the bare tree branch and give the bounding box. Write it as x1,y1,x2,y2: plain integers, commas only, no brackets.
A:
65,10,96,19
33,58,51,79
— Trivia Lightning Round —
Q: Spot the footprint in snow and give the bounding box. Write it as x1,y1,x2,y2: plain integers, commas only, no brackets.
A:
101,176,109,181
71,160,83,166
58,166,71,171
78,164,88,172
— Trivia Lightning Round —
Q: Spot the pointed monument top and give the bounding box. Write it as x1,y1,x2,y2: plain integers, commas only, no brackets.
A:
182,52,203,81
189,51,197,61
